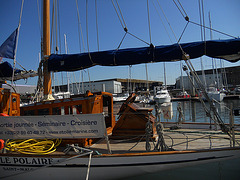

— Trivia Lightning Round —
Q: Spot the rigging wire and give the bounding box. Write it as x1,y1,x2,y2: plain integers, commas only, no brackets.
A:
54,0,58,53
50,1,55,53
57,0,62,54
37,0,42,37
75,0,86,52
201,0,206,52
85,0,92,91
151,0,173,43
198,0,207,88
209,11,219,88
127,32,150,45
172,0,189,20
86,0,90,54
188,21,237,39
75,0,86,93
95,0,100,51
9,0,24,115
111,0,150,47
163,0,236,135
111,0,125,30
115,0,127,29
147,0,152,44
11,0,24,83
173,0,237,39
156,0,178,43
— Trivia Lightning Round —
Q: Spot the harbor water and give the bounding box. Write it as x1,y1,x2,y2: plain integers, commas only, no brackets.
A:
142,99,240,124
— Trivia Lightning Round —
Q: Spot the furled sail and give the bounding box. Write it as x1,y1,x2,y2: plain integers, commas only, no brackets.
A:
0,61,38,81
48,38,240,72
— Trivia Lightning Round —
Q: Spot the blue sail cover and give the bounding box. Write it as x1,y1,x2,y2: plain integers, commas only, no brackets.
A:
0,61,21,78
48,38,240,72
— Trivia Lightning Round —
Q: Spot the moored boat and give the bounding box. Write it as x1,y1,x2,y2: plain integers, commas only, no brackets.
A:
154,89,171,104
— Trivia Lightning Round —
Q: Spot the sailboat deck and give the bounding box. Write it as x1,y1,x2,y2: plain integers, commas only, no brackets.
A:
88,128,240,154
1,127,239,157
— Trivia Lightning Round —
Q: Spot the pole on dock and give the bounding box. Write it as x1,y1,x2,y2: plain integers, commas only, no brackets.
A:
229,104,235,147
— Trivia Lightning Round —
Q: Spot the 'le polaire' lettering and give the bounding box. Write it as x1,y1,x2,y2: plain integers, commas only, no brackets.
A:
0,157,53,165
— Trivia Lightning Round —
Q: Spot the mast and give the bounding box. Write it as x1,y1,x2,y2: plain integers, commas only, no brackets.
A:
43,0,54,100
180,61,184,92
163,62,167,88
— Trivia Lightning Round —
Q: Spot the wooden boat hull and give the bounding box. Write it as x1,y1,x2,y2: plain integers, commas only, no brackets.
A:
1,148,240,180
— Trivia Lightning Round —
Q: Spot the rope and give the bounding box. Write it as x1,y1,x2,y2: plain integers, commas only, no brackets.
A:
5,139,62,155
145,119,152,151
86,151,92,180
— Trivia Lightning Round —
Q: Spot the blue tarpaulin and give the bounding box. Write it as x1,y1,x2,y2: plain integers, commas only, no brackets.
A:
0,61,21,78
48,38,240,72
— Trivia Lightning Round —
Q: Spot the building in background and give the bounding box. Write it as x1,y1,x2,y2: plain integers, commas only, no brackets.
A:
2,84,36,95
53,78,163,95
175,65,240,93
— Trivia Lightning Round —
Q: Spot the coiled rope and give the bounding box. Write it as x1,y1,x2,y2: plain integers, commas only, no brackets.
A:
5,139,61,155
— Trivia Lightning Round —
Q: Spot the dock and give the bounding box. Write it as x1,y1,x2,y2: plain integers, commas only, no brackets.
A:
224,95,240,100
171,97,199,101
171,95,240,101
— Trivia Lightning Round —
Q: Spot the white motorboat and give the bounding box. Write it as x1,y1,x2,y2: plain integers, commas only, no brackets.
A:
154,89,171,104
113,93,129,102
206,87,226,102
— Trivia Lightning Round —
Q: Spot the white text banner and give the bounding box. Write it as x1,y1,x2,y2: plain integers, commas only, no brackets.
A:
0,114,106,139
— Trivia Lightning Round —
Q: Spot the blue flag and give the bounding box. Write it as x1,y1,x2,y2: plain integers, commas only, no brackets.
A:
0,28,19,59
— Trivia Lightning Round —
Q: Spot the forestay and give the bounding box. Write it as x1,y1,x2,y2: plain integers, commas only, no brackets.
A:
48,38,240,72
0,114,106,139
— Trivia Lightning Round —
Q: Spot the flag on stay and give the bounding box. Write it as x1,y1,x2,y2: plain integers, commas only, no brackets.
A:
0,28,19,59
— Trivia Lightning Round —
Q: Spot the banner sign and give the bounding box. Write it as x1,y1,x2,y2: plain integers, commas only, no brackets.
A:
0,114,106,139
